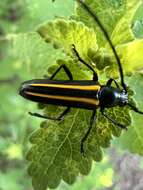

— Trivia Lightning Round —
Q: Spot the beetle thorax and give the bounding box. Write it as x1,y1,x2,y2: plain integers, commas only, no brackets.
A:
98,86,128,108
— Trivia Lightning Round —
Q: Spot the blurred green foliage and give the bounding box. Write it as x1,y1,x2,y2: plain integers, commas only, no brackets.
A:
0,0,143,190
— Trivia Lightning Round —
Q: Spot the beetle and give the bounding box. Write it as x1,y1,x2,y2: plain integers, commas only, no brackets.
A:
19,0,143,153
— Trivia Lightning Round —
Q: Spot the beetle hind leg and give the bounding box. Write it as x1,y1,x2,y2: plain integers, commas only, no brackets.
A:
80,110,96,155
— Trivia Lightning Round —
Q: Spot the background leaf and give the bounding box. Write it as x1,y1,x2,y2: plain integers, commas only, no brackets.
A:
114,74,143,155
132,20,143,38
37,19,98,63
117,39,143,74
75,0,141,45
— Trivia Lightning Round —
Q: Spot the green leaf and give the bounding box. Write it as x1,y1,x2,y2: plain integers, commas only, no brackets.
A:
11,32,66,78
117,39,143,74
37,19,98,62
75,0,141,46
58,155,114,190
105,38,143,78
26,0,74,23
0,169,30,190
110,0,142,44
114,74,143,155
110,18,134,45
132,20,143,38
75,0,125,45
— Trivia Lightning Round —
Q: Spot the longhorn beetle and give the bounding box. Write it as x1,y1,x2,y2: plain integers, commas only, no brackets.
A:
19,0,143,153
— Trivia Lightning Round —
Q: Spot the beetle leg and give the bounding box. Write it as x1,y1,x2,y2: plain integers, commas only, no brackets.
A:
106,78,120,88
29,107,71,121
101,108,127,130
49,64,73,80
72,44,98,81
44,64,73,80
81,110,96,154
127,103,143,115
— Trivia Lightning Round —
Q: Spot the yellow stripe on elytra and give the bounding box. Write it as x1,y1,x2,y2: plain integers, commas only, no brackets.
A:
26,92,99,106
30,83,100,91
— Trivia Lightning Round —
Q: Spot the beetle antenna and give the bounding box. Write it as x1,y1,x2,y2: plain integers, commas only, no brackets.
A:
127,102,143,114
76,0,127,93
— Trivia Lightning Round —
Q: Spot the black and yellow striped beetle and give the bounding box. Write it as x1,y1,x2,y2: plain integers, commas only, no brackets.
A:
19,0,143,153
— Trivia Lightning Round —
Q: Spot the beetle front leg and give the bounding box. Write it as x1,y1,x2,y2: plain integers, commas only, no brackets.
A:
72,44,98,81
101,108,127,130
